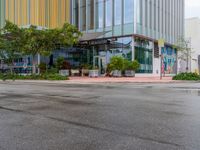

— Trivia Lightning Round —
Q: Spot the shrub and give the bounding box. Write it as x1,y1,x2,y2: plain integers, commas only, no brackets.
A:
123,59,140,71
123,59,132,71
56,56,65,70
39,63,47,73
47,68,58,74
0,73,68,81
132,60,140,71
173,72,200,81
81,64,91,69
109,56,124,71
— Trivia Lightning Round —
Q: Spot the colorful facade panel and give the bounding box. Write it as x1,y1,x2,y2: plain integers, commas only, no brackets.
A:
162,47,177,74
1,0,70,28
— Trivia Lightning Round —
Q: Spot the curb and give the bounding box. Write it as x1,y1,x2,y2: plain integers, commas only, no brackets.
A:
0,79,199,84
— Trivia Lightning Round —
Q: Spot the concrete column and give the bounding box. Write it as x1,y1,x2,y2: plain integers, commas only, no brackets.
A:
132,36,135,61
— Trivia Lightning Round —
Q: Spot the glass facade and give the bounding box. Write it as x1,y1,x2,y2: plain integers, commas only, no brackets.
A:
66,0,184,75
96,0,104,29
135,47,153,73
81,0,86,31
109,37,133,61
124,0,134,24
114,0,121,25
72,0,184,44
73,0,135,37
73,0,79,28
88,0,94,30
105,0,112,27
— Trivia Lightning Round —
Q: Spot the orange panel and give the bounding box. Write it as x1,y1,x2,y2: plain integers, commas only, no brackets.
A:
4,0,71,28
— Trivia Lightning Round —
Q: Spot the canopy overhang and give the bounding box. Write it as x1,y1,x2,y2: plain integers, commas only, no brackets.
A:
79,31,110,42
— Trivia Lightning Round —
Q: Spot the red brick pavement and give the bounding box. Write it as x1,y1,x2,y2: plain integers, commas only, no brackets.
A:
68,76,176,83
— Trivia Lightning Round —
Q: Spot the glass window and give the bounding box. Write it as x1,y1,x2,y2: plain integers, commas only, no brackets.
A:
114,0,122,25
81,0,86,31
124,0,134,24
88,0,94,30
135,47,153,73
73,0,79,28
105,0,112,27
145,0,148,27
96,0,104,29
109,37,132,61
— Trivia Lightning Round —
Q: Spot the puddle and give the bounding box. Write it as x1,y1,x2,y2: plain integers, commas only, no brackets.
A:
184,90,200,96
172,87,200,96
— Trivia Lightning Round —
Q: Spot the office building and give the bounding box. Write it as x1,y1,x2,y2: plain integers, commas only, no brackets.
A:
0,0,185,75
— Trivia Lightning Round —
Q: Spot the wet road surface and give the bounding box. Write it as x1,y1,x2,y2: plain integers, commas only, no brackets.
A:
0,82,200,150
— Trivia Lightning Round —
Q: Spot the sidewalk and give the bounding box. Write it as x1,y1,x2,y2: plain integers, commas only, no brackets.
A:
0,77,198,84
68,76,176,83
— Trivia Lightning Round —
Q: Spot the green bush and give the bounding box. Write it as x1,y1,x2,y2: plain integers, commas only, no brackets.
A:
173,73,200,81
123,60,140,71
47,68,58,74
39,63,47,73
0,73,68,81
56,56,65,70
109,56,124,70
132,60,140,71
81,64,92,69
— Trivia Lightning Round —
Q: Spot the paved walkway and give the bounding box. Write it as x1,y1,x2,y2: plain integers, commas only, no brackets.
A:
68,76,176,83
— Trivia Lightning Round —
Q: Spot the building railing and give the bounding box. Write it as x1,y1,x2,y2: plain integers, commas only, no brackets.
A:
0,66,39,75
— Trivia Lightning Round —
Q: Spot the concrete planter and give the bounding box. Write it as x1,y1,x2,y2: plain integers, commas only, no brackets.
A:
71,69,80,76
112,70,122,77
125,70,135,77
81,69,89,76
59,70,69,76
89,70,99,77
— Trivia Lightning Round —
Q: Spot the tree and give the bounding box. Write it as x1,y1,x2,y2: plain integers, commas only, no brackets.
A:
0,21,82,75
0,21,26,74
46,23,82,50
22,23,82,74
175,37,192,72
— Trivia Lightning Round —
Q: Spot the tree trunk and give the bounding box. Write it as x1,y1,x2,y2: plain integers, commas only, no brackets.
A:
32,55,36,74
37,53,41,74
10,60,15,74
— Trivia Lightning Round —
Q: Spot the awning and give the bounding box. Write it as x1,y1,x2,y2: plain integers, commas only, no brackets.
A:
79,31,110,42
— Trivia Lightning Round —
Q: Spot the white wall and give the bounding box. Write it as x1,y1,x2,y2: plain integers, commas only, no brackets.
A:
185,18,200,73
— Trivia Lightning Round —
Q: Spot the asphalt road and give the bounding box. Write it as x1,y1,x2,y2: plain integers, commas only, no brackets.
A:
0,82,200,150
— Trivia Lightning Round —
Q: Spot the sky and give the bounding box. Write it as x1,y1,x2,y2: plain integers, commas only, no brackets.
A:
185,0,200,18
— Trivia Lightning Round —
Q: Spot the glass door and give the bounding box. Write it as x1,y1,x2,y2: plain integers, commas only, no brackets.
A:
93,56,106,75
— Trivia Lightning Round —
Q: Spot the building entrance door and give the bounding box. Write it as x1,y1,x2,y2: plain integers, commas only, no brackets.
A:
93,56,106,75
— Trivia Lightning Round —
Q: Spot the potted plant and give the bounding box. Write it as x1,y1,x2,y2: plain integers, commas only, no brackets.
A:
124,60,140,77
81,64,90,77
109,56,124,77
89,66,99,78
56,57,70,77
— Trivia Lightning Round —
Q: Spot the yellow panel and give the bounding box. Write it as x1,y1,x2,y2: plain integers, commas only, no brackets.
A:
4,0,70,28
